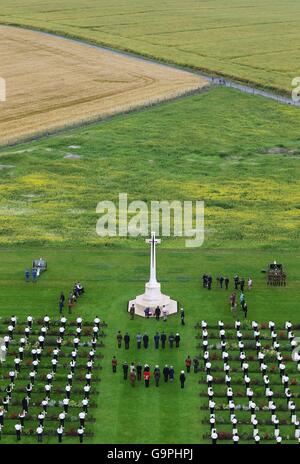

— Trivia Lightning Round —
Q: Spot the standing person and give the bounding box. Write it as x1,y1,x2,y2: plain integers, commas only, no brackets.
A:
207,275,212,290
137,363,142,381
130,369,136,387
162,306,168,322
112,356,117,373
116,331,122,349
240,292,245,309
161,331,167,349
243,302,248,319
248,277,253,290
57,425,63,443
219,276,224,289
32,267,37,283
15,423,22,441
234,275,239,290
124,332,130,350
225,277,229,290
144,369,150,388
122,362,129,380
25,269,30,282
180,308,185,326
163,365,170,383
129,304,135,320
230,293,236,312
240,278,245,292
185,355,192,373
175,333,181,348
154,332,160,349
78,427,84,444
180,370,186,389
169,366,175,382
59,292,65,314
68,293,73,314
136,332,142,349
169,333,175,348
36,425,43,443
143,333,149,349
154,366,160,387
155,306,161,321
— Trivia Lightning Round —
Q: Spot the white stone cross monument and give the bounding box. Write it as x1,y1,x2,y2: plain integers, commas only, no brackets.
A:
128,232,178,317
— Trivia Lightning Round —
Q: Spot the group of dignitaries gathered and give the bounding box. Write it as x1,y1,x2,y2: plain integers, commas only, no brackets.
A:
116,330,182,350
0,314,102,443
200,320,300,444
111,357,196,388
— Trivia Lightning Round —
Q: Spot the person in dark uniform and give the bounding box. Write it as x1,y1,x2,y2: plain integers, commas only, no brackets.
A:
219,276,224,289
122,362,129,380
137,363,142,381
124,332,130,350
175,333,181,348
154,366,160,387
161,332,167,349
136,333,142,349
112,356,117,373
154,332,160,349
22,397,29,414
169,333,175,348
155,306,161,321
143,333,149,349
207,275,212,290
129,304,135,320
243,302,248,319
59,293,65,314
240,278,245,292
25,269,30,282
180,308,185,326
116,331,122,349
180,371,186,388
163,365,170,383
202,274,207,288
234,275,239,290
225,277,229,289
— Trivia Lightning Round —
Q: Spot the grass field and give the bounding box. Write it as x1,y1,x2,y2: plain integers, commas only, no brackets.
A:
0,87,300,249
0,246,299,444
1,0,300,93
0,26,206,146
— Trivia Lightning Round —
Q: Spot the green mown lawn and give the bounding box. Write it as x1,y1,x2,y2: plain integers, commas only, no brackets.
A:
0,246,299,443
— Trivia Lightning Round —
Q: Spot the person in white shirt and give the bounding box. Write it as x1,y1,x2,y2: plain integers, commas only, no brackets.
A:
36,425,44,442
27,316,33,328
57,425,63,443
15,423,22,441
59,411,66,426
63,398,70,413
78,426,84,443
211,428,218,444
79,411,86,427
233,433,239,444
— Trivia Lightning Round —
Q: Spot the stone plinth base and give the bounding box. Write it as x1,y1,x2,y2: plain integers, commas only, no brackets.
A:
128,293,178,318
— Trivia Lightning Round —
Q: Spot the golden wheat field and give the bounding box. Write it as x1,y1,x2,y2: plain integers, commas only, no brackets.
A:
0,26,208,146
